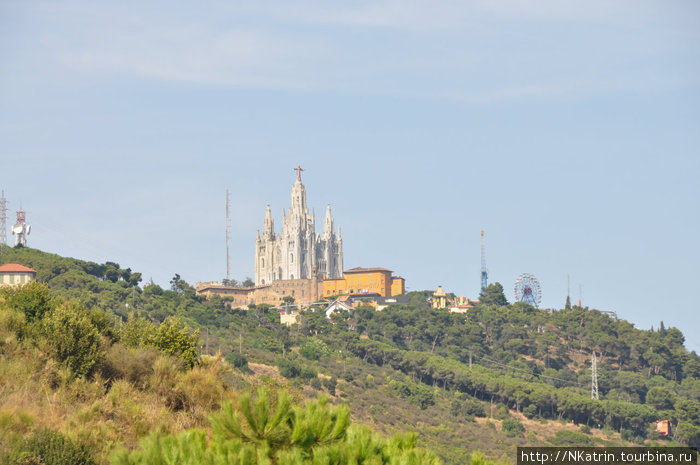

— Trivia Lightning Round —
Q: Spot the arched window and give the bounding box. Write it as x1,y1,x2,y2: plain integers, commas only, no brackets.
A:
291,274,294,279
261,258,265,267
290,253,294,263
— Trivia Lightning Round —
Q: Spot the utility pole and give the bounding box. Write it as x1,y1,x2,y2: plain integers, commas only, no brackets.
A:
591,350,599,400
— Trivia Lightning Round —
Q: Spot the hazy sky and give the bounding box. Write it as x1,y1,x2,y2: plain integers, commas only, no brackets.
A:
2,1,699,350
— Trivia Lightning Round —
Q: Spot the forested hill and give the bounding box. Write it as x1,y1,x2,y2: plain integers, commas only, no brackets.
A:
1,245,699,465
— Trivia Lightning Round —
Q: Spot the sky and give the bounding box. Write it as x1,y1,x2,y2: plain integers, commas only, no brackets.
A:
1,1,699,350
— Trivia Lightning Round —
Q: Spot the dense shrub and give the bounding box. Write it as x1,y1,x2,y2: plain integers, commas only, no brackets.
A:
450,397,487,420
551,430,594,446
501,418,525,437
100,343,160,388
300,365,318,381
146,317,199,368
276,357,302,379
322,377,337,395
523,404,538,419
118,314,199,367
299,337,330,361
41,302,103,378
1,281,55,321
224,351,249,372
390,380,435,410
3,429,97,465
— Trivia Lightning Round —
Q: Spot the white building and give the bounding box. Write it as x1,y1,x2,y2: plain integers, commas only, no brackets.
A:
255,167,343,285
0,263,37,287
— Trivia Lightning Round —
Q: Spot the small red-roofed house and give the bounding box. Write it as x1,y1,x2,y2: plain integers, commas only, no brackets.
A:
0,263,37,287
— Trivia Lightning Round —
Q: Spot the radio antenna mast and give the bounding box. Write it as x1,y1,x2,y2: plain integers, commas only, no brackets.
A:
225,189,231,282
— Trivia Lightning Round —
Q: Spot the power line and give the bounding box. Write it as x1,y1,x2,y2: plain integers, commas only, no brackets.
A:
477,354,581,387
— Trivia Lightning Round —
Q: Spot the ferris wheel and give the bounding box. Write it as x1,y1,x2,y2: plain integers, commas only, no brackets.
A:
514,273,542,308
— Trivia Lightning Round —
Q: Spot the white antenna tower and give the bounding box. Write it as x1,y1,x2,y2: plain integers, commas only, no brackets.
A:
12,207,30,247
0,191,7,245
591,350,599,400
225,189,231,281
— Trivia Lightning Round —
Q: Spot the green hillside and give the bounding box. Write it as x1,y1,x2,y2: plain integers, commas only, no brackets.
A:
1,245,698,465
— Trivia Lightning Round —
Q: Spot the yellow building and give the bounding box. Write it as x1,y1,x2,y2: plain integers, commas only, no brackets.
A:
322,267,405,298
432,286,448,309
196,275,321,308
0,264,37,287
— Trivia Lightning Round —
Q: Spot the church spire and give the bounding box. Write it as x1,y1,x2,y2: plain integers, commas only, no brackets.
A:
289,165,308,222
322,204,334,239
263,204,274,239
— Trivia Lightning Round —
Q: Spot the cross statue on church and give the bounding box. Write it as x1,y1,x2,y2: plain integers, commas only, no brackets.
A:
294,165,304,180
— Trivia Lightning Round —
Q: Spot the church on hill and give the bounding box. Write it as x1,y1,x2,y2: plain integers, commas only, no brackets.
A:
254,166,343,286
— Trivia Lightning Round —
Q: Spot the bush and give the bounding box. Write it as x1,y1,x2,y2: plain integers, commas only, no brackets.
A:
41,303,103,378
551,430,594,446
276,357,302,379
322,377,337,395
300,365,318,381
523,404,538,419
2,281,55,321
501,418,525,437
147,317,199,368
451,397,486,419
580,424,591,434
3,429,97,465
311,377,322,389
118,315,199,367
224,351,249,372
100,344,160,388
299,337,330,361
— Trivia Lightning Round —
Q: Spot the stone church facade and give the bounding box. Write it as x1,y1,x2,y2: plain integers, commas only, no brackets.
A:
254,167,343,286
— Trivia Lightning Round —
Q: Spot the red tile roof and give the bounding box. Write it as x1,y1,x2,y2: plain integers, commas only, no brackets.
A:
0,263,37,273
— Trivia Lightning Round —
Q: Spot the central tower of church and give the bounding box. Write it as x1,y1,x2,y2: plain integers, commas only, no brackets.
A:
254,167,343,285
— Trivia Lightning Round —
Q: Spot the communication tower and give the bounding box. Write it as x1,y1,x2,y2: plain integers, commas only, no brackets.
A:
225,189,231,282
0,191,7,245
480,230,488,290
12,208,30,247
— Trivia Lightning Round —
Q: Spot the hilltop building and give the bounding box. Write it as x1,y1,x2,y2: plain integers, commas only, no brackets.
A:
322,267,405,298
255,166,343,285
430,286,477,313
0,263,37,287
196,266,406,309
196,273,320,308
